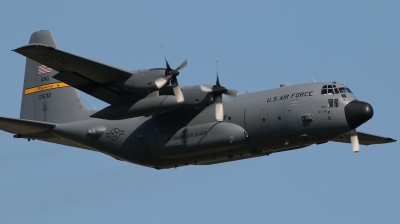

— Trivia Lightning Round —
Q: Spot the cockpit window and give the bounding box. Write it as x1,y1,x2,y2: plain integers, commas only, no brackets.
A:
334,88,339,94
346,88,353,93
321,85,339,95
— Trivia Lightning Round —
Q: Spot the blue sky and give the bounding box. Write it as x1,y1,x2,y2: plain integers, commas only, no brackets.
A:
0,1,399,223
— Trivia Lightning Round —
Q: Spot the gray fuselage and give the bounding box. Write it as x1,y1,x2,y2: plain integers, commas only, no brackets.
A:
52,82,359,169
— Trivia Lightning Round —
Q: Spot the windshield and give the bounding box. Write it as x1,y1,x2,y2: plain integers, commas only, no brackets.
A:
338,87,353,94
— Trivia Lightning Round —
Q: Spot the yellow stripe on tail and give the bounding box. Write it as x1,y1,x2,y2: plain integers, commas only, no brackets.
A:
24,82,69,95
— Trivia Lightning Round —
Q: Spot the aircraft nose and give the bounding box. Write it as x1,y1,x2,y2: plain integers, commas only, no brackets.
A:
344,101,374,129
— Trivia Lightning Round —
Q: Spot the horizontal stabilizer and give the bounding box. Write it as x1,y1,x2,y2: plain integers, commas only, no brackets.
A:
0,116,56,135
331,131,396,145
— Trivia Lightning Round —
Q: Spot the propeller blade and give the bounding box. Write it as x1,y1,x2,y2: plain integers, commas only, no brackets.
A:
225,89,238,97
214,94,223,121
171,77,184,103
158,47,187,102
215,60,220,86
216,74,221,86
215,102,224,121
173,86,184,103
176,59,187,71
200,85,213,92
154,77,168,89
160,46,171,70
350,129,360,153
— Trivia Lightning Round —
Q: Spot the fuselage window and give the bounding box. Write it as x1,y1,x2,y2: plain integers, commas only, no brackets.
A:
328,99,339,108
328,99,333,107
334,99,338,107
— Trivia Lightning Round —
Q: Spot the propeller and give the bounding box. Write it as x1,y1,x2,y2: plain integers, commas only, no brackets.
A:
201,60,237,121
349,129,360,153
154,46,187,103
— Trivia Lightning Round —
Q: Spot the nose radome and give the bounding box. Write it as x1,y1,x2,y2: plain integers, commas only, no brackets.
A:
344,101,374,129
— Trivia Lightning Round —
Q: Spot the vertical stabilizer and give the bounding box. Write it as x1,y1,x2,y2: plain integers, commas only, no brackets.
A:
20,30,91,123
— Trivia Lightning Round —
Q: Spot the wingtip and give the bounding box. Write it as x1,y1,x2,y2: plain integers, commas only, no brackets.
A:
387,137,397,143
12,44,37,52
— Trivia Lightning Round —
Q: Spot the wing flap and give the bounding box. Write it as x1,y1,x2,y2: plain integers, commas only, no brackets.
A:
331,131,396,145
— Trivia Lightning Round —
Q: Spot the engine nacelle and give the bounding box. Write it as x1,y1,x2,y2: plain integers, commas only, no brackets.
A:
117,69,167,92
90,95,180,120
179,85,214,108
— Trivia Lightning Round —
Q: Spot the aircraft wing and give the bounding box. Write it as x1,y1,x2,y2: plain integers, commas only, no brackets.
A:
13,44,137,104
0,116,56,134
0,116,92,150
331,131,396,145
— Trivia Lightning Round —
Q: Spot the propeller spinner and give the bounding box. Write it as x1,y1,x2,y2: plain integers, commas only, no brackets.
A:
201,61,237,121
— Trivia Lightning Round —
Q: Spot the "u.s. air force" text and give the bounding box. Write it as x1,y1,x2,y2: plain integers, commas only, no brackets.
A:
267,91,313,103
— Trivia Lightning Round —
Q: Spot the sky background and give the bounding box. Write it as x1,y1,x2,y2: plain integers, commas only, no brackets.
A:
1,1,399,223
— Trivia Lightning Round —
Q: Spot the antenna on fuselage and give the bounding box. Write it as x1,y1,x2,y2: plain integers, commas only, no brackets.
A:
312,77,316,83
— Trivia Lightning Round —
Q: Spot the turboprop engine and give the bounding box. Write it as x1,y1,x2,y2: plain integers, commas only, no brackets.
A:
117,69,169,92
176,85,214,108
94,54,188,120
90,95,181,120
117,49,187,104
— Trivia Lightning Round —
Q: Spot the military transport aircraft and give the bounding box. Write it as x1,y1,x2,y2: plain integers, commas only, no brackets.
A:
0,30,396,169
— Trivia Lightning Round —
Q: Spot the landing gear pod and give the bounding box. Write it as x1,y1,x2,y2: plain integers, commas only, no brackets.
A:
153,122,247,158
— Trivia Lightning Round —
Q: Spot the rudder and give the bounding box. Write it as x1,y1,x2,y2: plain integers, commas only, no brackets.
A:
20,30,92,123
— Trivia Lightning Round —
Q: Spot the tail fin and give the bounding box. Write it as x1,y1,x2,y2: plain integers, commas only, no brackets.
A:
20,30,91,123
